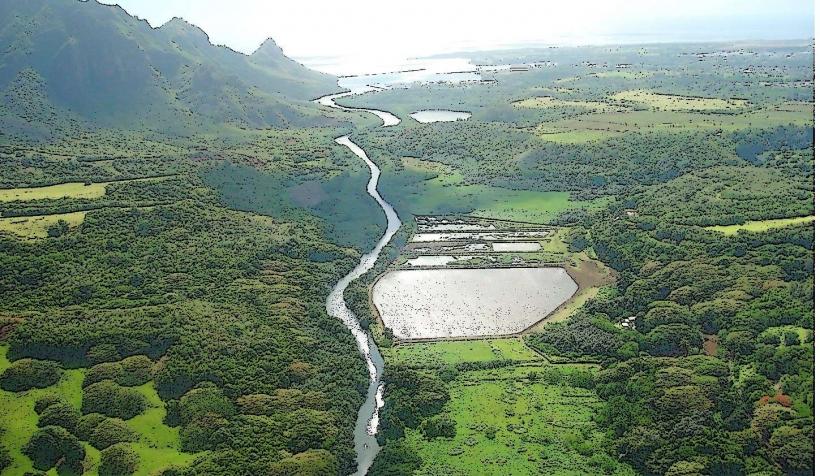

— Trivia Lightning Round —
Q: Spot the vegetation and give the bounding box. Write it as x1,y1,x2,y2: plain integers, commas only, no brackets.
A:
349,41,814,475
0,0,814,473
99,443,140,476
373,340,632,475
0,358,63,391
0,1,376,474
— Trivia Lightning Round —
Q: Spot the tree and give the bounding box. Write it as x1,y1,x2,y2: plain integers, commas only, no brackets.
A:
665,460,707,476
77,413,108,440
84,362,124,387
22,426,85,471
99,443,140,476
0,446,10,472
722,331,756,360
0,358,63,392
38,402,81,434
639,302,694,332
82,380,147,419
269,449,338,475
47,219,69,238
118,355,153,386
654,386,713,423
644,324,702,357
616,426,663,474
89,418,139,450
34,394,64,414
86,343,121,364
179,383,235,425
370,442,423,476
420,414,457,439
768,425,813,474
782,330,801,346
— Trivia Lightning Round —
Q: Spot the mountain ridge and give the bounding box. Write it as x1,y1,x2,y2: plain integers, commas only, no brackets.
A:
0,0,342,134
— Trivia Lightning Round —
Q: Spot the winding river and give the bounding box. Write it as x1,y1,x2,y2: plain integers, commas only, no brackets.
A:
317,90,401,475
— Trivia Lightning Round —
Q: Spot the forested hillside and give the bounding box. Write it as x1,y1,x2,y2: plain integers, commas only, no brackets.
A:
0,1,381,474
0,0,340,134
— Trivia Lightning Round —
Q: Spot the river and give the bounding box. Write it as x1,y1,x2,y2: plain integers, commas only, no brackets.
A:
317,91,401,475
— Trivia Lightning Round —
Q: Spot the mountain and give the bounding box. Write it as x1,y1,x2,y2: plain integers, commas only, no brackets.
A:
0,0,341,132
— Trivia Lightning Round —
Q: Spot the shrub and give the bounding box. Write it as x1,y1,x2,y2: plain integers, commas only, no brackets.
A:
77,413,107,440
22,426,85,471
180,413,229,452
86,343,120,365
269,449,338,476
46,219,69,238
0,446,10,472
163,400,181,427
57,456,85,475
99,443,140,476
89,418,139,450
82,380,148,419
118,355,153,386
369,443,422,475
84,362,123,387
34,394,64,414
179,383,235,425
783,331,801,346
38,402,81,434
420,414,457,439
0,358,63,392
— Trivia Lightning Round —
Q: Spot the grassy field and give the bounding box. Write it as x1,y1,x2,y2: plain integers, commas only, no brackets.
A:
393,157,600,223
387,340,632,475
612,89,748,111
0,345,85,475
0,211,88,239
127,383,200,476
706,215,815,235
758,325,813,345
513,97,618,113
0,182,108,202
0,345,197,475
383,338,542,367
0,177,171,203
536,103,812,143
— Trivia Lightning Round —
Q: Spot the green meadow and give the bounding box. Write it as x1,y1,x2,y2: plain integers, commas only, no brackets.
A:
706,215,815,235
382,156,601,223
0,346,198,475
381,340,632,475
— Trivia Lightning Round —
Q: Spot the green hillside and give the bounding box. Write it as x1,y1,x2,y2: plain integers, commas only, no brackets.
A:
0,0,341,133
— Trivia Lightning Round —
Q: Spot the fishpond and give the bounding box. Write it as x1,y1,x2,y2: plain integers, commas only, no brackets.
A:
373,267,578,339
410,109,472,123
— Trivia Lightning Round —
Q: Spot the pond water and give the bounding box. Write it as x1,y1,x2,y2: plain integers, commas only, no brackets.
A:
411,231,550,242
406,255,475,267
410,110,472,123
418,223,495,231
373,267,578,339
492,242,542,252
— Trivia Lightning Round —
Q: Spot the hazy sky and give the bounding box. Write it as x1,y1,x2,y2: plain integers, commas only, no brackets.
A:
104,0,814,72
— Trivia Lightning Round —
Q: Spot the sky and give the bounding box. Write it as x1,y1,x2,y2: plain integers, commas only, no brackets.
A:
103,0,814,74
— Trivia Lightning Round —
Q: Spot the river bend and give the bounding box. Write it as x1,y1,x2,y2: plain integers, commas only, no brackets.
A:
317,91,400,475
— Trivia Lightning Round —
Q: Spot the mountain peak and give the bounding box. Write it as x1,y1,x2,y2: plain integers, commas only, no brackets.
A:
253,38,285,57
161,17,209,40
